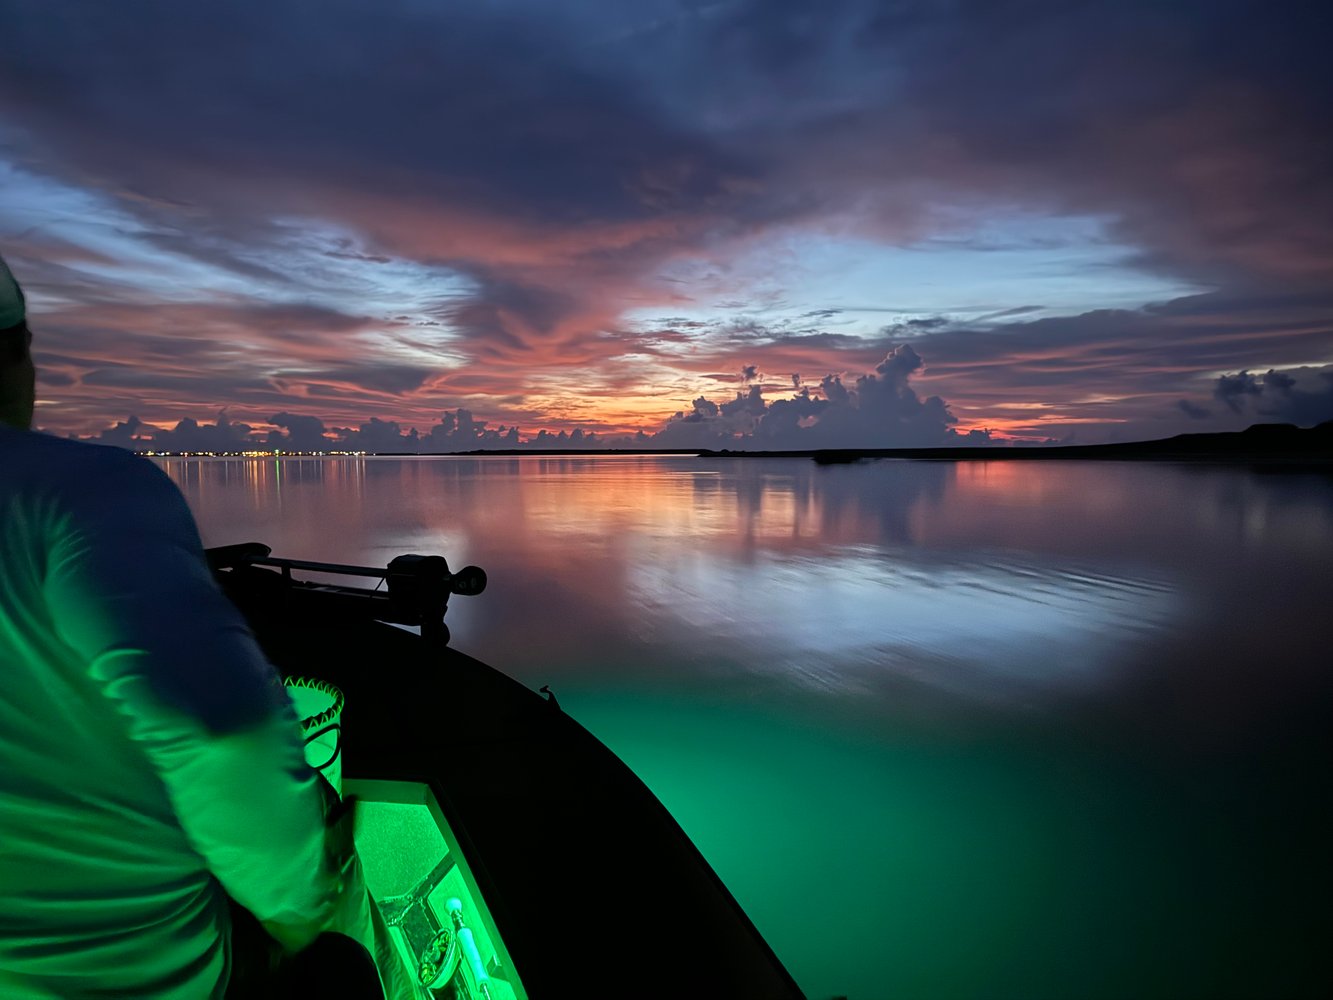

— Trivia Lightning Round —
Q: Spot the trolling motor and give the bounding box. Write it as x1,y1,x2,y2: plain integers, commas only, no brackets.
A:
208,542,487,646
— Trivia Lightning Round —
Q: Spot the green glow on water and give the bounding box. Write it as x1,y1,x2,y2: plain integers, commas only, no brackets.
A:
561,687,1326,1000
162,455,1333,998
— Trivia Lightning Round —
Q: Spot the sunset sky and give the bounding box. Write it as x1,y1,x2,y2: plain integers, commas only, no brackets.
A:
1,0,1330,449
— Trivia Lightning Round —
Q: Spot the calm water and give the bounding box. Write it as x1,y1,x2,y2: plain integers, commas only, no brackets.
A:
162,455,1333,999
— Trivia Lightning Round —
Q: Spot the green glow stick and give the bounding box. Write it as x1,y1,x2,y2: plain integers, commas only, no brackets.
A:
447,897,492,1000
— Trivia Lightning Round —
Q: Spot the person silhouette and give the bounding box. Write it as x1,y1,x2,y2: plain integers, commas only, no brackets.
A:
0,255,392,998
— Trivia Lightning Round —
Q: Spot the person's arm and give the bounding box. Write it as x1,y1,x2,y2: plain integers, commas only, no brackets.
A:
41,450,337,949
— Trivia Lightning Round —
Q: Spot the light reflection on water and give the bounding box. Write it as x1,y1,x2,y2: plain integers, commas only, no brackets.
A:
629,547,1175,701
161,455,1333,999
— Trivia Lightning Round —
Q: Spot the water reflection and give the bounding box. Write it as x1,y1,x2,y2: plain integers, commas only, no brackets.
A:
161,456,1333,724
161,455,1333,999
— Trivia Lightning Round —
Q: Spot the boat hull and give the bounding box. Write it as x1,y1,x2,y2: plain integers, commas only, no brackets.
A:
221,568,804,999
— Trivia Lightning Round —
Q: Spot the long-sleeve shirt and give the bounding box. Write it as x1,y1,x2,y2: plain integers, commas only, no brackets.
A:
0,426,336,998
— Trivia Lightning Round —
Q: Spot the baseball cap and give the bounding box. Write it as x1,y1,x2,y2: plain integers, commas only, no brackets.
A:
0,254,25,330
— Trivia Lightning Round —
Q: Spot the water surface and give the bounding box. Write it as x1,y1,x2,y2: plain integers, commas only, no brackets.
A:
163,455,1333,999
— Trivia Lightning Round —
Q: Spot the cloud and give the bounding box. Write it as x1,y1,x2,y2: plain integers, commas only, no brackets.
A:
330,417,414,453
849,291,1333,440
4,0,1332,446
266,412,331,452
277,364,433,396
653,344,988,449
719,384,768,419
0,0,759,381
83,343,982,453
90,415,148,448
685,396,719,420
419,409,520,451
1214,371,1265,413
680,0,1333,288
95,412,258,452
1209,366,1333,426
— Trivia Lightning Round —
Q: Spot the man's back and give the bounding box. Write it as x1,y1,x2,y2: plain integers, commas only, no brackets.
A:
0,426,332,998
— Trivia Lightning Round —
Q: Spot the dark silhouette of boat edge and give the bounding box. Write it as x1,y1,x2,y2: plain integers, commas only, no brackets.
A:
209,544,806,1000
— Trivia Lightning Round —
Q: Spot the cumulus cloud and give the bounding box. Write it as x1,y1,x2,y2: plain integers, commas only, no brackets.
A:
82,345,987,453
150,412,254,452
419,409,520,451
1209,366,1333,426
1214,371,1266,413
679,396,719,421
653,345,989,449
267,412,332,451
84,407,595,453
90,415,149,448
329,417,414,453
720,384,768,419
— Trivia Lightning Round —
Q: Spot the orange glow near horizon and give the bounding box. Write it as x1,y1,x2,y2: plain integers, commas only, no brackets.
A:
40,391,1157,448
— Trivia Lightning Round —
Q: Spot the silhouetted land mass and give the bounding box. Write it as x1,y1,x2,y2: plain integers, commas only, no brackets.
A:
141,423,1332,463
446,422,1333,465
785,421,1333,466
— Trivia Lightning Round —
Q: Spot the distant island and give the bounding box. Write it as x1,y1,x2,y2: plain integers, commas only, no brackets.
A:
450,421,1333,465
137,422,1333,464
791,421,1333,465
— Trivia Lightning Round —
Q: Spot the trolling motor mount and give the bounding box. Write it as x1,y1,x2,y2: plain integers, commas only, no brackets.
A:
208,544,487,647
385,554,488,642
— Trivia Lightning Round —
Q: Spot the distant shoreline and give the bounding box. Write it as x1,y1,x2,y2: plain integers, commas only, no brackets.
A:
138,421,1332,464
725,422,1333,466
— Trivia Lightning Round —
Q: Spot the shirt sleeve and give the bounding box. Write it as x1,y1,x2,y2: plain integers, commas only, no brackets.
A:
40,451,337,942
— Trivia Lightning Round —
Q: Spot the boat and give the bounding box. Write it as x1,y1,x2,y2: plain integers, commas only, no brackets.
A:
207,543,806,1000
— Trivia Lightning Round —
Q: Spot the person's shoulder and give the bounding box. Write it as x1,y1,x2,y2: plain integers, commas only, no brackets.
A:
0,428,175,493
3,427,152,466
